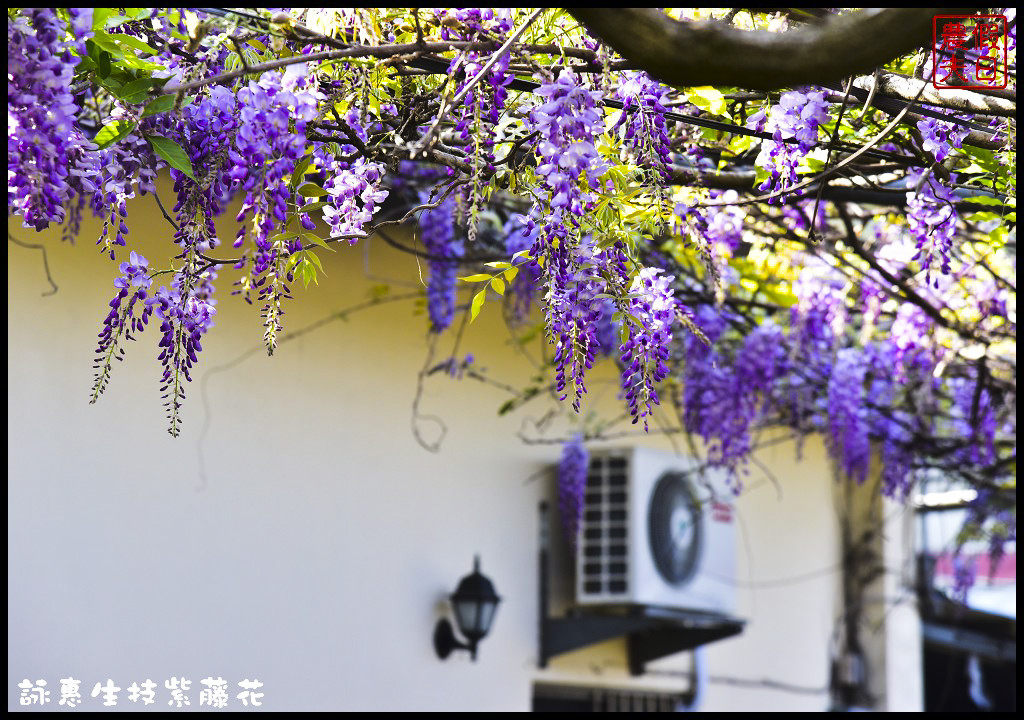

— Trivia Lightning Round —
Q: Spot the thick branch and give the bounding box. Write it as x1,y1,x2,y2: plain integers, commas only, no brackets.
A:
855,73,1017,118
569,8,975,91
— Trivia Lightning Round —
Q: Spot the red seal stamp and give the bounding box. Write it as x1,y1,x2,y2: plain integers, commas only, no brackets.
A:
932,15,1008,89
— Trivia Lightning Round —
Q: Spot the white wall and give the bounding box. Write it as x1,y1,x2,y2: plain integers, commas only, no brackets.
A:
8,188,917,711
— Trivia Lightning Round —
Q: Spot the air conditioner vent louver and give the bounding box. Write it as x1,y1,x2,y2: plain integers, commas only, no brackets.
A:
579,454,630,595
575,447,736,614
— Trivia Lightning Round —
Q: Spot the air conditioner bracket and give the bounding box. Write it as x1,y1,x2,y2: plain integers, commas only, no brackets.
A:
540,605,744,675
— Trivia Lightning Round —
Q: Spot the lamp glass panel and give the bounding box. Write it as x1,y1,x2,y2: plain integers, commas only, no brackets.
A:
477,601,497,636
454,599,481,637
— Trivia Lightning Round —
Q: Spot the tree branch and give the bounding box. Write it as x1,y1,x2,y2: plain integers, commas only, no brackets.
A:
854,72,1017,118
569,8,976,91
8,233,58,296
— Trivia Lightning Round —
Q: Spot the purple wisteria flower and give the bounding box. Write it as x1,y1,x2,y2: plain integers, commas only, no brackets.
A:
592,299,620,357
966,489,1017,579
163,86,238,260
148,279,218,436
875,409,915,500
503,213,541,323
311,113,389,244
436,9,515,226
702,191,745,252
681,308,786,490
558,434,589,548
223,67,325,352
322,157,389,241
950,553,977,605
525,69,616,412
751,90,830,199
67,8,93,56
229,69,319,267
527,69,607,241
950,373,998,467
905,169,959,283
827,348,871,484
681,308,744,484
620,268,677,429
116,251,153,291
613,71,673,181
8,9,91,231
419,192,462,332
92,252,155,400
548,269,604,411
887,304,936,379
917,117,970,163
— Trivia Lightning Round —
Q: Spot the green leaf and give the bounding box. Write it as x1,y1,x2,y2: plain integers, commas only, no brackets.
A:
498,398,517,416
117,78,155,104
105,32,158,56
503,267,519,283
490,277,505,296
727,133,754,155
297,182,328,197
304,249,326,273
801,147,829,174
290,156,312,189
964,194,1013,207
988,225,1008,248
97,76,124,93
98,49,112,78
623,312,644,328
145,135,196,182
959,145,999,174
459,274,493,283
302,232,335,252
94,120,138,150
75,56,97,73
618,322,632,344
285,251,304,274
484,261,511,269
92,9,117,32
141,94,177,117
89,33,125,59
687,86,727,116
301,258,316,288
120,56,164,73
470,288,487,322
700,126,722,143
753,164,771,187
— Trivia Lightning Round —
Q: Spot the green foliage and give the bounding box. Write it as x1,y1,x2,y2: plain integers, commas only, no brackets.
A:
145,135,197,182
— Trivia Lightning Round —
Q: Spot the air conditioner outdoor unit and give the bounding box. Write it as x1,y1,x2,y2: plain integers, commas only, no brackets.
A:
575,447,736,615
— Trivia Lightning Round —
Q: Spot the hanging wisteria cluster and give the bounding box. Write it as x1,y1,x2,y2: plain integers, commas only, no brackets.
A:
419,192,462,332
557,434,590,548
7,9,1016,574
749,89,830,198
613,71,674,183
8,9,92,230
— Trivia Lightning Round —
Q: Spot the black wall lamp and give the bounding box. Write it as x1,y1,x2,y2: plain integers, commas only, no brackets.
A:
433,556,501,661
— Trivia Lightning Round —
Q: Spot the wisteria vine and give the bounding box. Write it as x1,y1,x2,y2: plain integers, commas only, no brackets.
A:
7,9,1016,580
